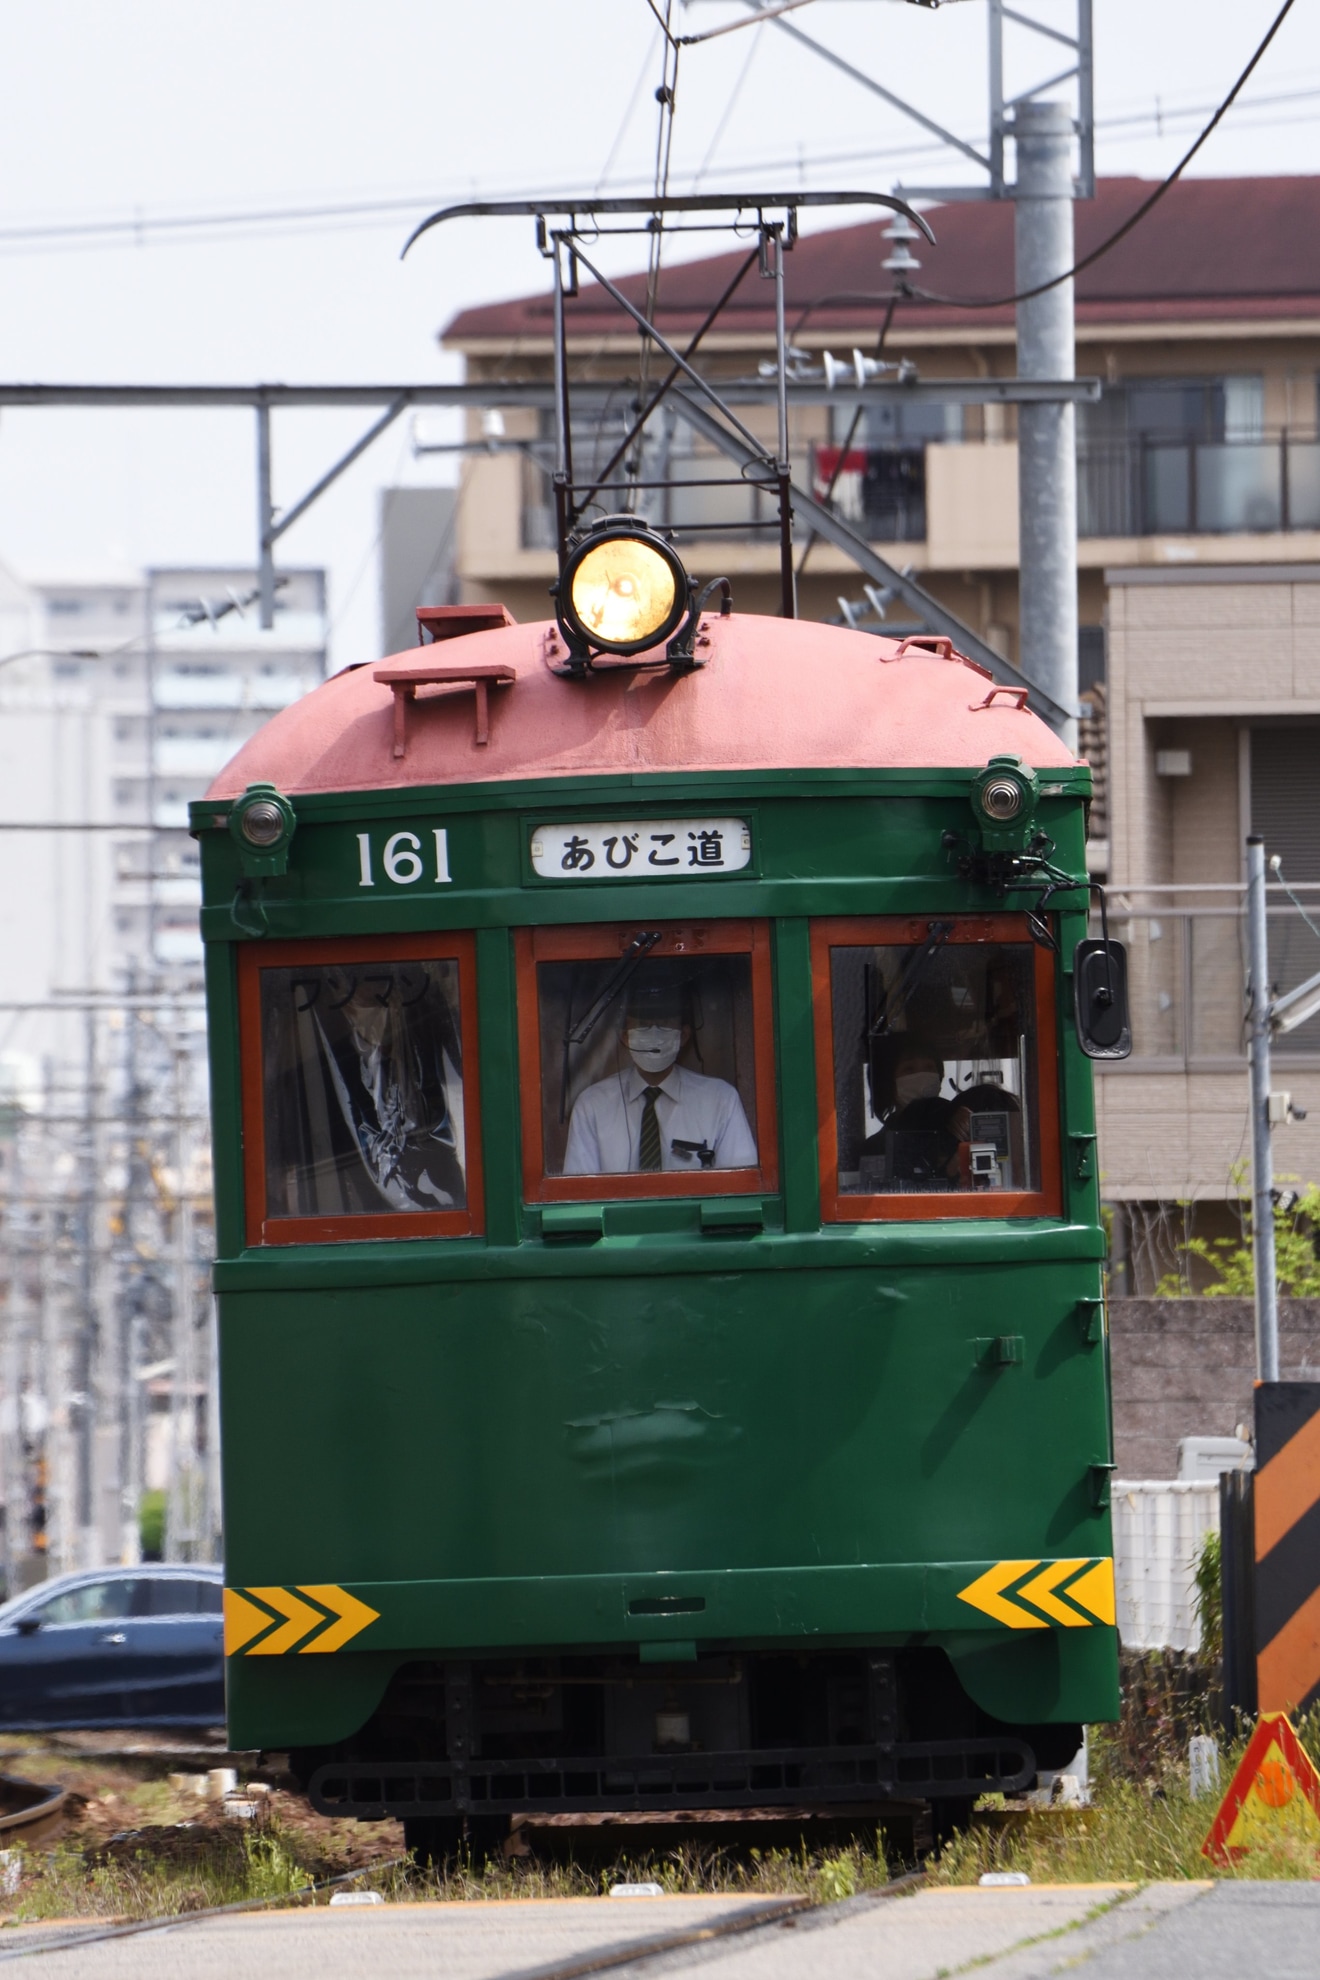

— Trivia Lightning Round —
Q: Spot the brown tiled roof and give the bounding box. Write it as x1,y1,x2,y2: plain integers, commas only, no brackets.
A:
444,175,1320,344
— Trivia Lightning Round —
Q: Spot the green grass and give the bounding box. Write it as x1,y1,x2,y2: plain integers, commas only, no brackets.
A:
6,1704,1320,1922
0,1831,895,1922
931,1710,1320,1887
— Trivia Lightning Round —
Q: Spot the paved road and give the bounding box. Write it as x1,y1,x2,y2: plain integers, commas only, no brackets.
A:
0,1879,1316,1977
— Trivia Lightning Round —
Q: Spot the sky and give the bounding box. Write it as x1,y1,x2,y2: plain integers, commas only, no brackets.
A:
0,0,1315,670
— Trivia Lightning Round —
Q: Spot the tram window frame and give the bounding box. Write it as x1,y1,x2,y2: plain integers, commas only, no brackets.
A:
237,932,483,1246
516,920,778,1204
811,913,1062,1223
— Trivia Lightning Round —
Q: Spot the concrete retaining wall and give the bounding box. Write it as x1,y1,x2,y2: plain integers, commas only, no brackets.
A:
1109,1297,1320,1478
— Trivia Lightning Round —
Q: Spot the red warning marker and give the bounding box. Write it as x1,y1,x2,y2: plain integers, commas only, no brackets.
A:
1202,1712,1320,1863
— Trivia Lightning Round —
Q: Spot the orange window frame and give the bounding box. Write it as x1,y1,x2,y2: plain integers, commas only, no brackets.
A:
516,920,779,1203
237,932,483,1246
810,913,1062,1223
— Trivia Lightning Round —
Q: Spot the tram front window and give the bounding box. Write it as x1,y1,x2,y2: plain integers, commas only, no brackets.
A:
242,935,482,1241
519,922,776,1198
816,916,1058,1216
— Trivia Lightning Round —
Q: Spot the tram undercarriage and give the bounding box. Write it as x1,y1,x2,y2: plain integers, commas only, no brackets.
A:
295,1646,1081,1846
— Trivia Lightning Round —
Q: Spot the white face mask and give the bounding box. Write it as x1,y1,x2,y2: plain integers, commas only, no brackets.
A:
626,1025,682,1074
895,1069,942,1107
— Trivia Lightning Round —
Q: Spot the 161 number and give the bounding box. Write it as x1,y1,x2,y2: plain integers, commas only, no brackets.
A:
356,828,451,888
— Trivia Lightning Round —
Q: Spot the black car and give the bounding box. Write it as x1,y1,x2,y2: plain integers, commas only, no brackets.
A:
0,1566,224,1728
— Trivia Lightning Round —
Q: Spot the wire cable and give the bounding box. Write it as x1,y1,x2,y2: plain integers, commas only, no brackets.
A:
907,0,1298,312
631,1,683,502
1269,854,1320,947
691,22,763,190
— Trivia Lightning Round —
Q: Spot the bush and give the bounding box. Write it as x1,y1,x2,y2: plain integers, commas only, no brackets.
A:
1156,1179,1320,1298
138,1491,166,1562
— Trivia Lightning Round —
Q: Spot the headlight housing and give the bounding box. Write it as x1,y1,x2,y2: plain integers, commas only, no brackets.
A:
555,517,692,659
970,755,1039,850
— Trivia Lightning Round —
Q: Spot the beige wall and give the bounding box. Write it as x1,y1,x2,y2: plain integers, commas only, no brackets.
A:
1100,569,1320,1202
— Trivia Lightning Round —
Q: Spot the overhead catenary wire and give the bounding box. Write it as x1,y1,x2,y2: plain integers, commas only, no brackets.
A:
908,0,1298,311
630,0,684,502
690,20,763,190
1,74,1319,256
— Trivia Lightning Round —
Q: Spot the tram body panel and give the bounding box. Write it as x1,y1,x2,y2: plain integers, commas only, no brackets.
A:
196,614,1118,1805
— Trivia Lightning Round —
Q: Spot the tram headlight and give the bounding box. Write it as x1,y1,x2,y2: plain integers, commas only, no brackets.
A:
557,518,691,657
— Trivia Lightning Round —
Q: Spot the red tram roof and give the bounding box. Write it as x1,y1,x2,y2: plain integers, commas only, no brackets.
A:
206,615,1075,801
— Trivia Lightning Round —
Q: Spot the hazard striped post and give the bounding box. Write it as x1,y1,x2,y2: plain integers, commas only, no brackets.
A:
1255,1382,1320,1716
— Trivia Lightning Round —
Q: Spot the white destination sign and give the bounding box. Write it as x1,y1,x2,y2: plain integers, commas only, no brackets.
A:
530,818,752,880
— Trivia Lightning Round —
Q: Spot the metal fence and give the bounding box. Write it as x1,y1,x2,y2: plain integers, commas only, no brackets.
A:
1079,435,1320,539
1102,888,1320,1069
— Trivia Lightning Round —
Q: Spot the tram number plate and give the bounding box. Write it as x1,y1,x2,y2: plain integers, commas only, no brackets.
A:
530,819,752,880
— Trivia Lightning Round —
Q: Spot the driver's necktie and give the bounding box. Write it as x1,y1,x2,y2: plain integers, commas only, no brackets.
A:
639,1088,662,1171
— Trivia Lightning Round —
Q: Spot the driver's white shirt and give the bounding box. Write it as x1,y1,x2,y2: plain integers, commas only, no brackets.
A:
563,1062,757,1175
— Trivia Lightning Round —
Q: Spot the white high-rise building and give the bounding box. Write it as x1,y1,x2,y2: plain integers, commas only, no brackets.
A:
0,567,326,1581
0,566,326,1031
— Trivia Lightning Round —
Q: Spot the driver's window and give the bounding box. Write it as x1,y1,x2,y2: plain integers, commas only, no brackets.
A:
813,914,1061,1221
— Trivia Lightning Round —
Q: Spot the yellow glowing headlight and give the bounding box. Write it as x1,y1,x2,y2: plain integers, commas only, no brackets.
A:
560,523,689,655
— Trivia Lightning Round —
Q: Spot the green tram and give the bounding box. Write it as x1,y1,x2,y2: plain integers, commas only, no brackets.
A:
193,527,1128,1854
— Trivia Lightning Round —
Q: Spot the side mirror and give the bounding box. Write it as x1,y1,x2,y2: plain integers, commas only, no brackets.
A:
14,1617,41,1636
1074,938,1131,1060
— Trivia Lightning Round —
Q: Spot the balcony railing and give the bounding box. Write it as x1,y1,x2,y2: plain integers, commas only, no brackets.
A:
1097,887,1320,1070
1079,434,1320,538
520,432,1320,551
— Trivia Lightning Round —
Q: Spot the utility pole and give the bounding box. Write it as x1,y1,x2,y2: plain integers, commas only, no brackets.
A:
72,1009,98,1567
1014,100,1079,754
1245,835,1320,1383
1246,836,1279,1383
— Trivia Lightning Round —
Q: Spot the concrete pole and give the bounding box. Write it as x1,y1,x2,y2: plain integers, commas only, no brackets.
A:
256,402,276,631
72,1008,98,1568
1014,100,1078,751
1246,834,1279,1382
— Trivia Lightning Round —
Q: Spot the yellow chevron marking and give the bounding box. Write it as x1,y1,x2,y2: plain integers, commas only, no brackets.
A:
244,1585,327,1656
956,1559,1048,1629
297,1584,381,1654
1017,1559,1092,1626
1065,1557,1116,1626
224,1588,274,1657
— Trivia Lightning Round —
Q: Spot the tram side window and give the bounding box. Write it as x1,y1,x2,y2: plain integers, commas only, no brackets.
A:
519,924,776,1199
818,919,1057,1216
246,940,480,1240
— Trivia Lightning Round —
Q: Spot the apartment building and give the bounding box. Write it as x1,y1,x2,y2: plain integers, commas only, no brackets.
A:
441,175,1320,1261
442,174,1320,639
1101,564,1320,1286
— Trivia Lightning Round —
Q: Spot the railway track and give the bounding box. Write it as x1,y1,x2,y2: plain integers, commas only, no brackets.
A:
0,1862,925,1969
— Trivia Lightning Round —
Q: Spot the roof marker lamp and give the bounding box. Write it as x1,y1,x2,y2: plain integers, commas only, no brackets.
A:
971,755,1039,851
556,518,693,660
229,781,297,878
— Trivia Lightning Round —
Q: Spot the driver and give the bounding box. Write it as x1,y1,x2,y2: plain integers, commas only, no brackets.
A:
563,976,757,1175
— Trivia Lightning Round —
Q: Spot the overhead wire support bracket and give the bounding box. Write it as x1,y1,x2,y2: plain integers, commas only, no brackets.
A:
665,384,1075,728
404,190,935,629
